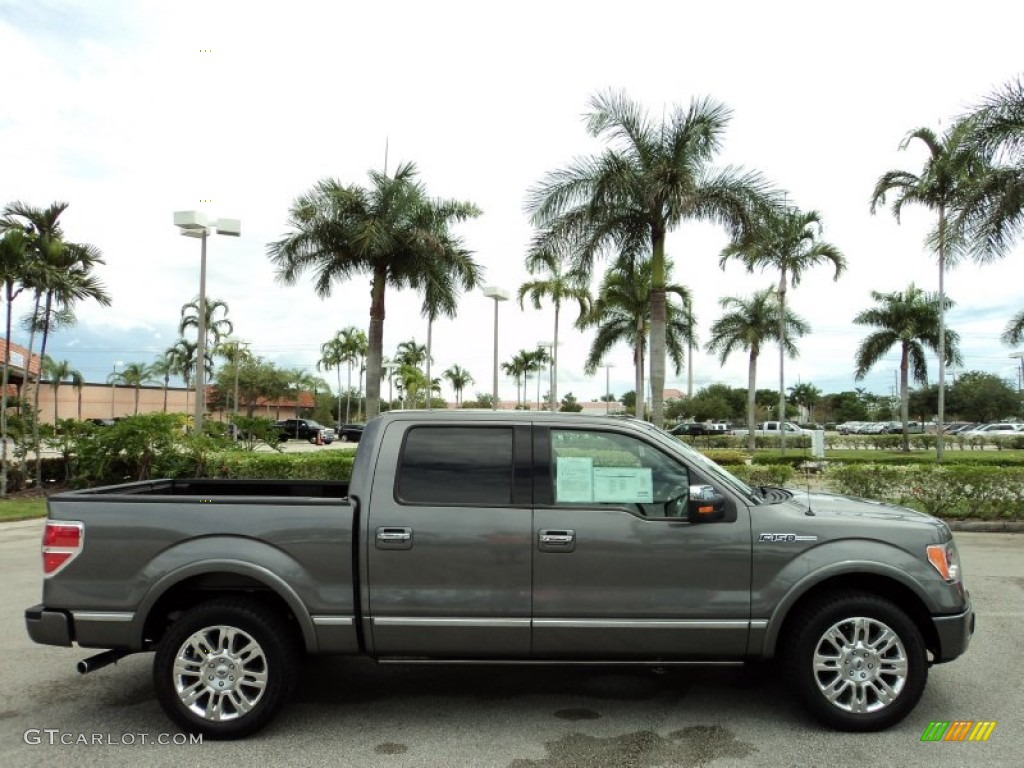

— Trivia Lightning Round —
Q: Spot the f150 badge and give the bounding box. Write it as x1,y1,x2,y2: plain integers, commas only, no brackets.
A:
758,533,818,543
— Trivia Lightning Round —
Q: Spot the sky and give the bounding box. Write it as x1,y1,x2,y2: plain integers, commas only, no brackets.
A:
2,0,1023,406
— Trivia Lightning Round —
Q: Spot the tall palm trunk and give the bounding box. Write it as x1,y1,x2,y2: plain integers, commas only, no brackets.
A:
649,229,668,425
1,283,16,497
32,292,56,488
634,314,645,420
162,376,169,412
747,346,759,451
777,270,788,454
426,318,433,411
899,343,911,452
53,382,60,426
366,266,386,419
936,205,947,461
551,305,560,412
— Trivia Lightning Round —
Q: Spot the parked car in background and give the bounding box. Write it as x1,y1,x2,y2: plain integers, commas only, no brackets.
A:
884,421,924,434
670,422,714,437
274,419,336,444
732,421,812,438
336,423,364,442
961,423,1024,438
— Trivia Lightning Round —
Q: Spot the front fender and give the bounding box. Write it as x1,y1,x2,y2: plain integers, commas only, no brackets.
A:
753,539,952,657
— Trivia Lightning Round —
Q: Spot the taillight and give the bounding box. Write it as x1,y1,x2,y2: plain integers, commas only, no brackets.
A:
42,521,84,576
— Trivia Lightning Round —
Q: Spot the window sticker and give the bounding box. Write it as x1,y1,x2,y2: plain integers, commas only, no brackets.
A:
593,467,653,503
556,456,594,502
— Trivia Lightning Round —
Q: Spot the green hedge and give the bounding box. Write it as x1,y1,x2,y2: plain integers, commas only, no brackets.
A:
730,464,795,486
207,451,355,480
825,463,1024,520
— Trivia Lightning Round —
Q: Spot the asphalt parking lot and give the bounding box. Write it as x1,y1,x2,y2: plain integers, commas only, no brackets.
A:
1,523,1020,767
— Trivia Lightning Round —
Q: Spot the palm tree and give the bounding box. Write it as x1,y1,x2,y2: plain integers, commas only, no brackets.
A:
395,363,428,409
517,247,590,413
720,206,845,451
3,201,111,487
0,226,32,497
166,339,200,415
501,353,528,408
319,328,367,426
418,240,482,410
526,90,773,425
43,357,81,426
179,297,232,357
870,122,987,459
111,362,156,415
853,284,961,451
706,289,810,450
954,76,1024,260
578,256,694,419
150,353,176,413
786,382,822,424
1004,309,1024,347
268,162,482,420
443,364,474,407
525,347,551,411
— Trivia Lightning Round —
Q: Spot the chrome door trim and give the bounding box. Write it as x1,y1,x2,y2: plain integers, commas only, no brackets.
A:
372,617,531,628
532,618,753,630
311,616,355,626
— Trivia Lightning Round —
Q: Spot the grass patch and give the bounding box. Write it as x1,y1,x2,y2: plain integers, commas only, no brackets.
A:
0,497,47,522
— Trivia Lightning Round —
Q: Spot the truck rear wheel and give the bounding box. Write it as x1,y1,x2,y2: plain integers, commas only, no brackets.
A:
153,598,298,739
786,592,927,731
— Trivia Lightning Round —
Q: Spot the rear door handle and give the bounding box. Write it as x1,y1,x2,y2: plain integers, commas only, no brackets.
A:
375,526,413,550
539,529,575,552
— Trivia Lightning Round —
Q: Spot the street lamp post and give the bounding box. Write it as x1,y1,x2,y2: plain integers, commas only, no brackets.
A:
483,286,509,411
384,363,397,412
174,211,240,433
603,362,615,415
1011,352,1024,395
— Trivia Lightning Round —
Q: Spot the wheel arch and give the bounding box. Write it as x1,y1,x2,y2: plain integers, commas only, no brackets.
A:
763,572,939,661
135,561,317,653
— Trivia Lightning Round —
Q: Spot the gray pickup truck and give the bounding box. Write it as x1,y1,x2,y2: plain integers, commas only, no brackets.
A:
25,411,973,739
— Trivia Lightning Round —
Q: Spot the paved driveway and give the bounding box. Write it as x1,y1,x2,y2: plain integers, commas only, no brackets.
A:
1,523,1020,767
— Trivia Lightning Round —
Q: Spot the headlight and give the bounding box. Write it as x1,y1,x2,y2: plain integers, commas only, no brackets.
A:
926,541,961,583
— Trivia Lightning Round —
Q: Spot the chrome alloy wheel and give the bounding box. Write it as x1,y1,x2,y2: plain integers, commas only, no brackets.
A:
811,616,909,713
172,625,269,722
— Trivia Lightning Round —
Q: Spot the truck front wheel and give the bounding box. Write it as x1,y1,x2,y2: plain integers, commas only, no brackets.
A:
786,592,927,731
153,598,298,739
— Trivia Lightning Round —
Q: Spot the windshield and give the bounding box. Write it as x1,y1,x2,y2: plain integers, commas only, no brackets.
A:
634,420,760,503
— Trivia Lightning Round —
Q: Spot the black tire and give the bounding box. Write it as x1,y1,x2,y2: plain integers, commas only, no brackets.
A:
785,591,927,731
153,598,299,739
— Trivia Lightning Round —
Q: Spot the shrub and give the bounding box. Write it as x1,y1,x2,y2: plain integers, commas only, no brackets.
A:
700,449,749,466
208,451,354,481
824,463,1024,520
731,464,795,486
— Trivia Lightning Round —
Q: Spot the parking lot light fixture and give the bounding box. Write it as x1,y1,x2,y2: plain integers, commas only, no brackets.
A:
483,286,509,411
173,211,240,432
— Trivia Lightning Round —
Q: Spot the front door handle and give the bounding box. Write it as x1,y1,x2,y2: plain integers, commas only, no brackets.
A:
376,526,413,550
539,529,575,552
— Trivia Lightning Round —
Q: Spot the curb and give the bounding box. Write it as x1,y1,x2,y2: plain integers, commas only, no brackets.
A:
943,520,1024,533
